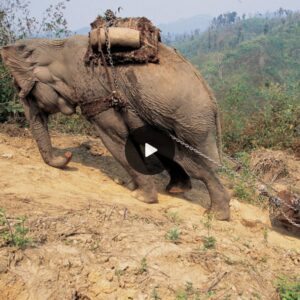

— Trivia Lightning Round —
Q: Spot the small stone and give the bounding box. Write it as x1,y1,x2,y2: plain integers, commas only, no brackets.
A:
88,271,102,283
99,256,110,264
118,278,125,288
122,289,136,299
92,279,116,294
1,153,13,159
106,272,114,282
62,259,71,268
136,294,147,300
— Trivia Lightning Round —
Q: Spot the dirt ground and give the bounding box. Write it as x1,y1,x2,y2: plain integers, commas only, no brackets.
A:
0,126,299,300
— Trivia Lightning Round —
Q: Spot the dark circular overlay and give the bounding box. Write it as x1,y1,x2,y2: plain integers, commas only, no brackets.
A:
125,126,175,175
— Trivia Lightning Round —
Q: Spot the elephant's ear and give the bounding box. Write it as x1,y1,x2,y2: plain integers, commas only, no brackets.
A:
1,43,36,98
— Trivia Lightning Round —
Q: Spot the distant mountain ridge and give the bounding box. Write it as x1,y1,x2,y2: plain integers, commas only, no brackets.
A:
158,14,212,35
74,14,212,36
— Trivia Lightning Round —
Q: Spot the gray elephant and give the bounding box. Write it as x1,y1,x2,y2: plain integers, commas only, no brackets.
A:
1,35,230,220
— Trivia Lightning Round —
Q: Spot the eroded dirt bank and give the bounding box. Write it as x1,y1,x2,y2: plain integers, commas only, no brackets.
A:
0,128,299,300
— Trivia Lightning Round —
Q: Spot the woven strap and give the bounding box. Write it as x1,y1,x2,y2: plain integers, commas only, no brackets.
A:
80,93,127,119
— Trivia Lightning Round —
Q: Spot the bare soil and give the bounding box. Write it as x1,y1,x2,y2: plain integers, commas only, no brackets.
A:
0,127,299,300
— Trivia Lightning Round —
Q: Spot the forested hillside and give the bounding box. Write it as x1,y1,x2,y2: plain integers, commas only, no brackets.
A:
170,10,300,154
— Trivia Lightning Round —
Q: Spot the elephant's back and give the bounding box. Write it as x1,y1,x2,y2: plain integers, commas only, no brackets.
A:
118,43,218,133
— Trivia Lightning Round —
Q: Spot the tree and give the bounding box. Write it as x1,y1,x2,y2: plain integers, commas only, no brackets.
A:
0,0,71,46
0,0,71,122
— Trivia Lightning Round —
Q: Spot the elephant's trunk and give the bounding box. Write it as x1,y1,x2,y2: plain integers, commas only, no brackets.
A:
22,98,72,168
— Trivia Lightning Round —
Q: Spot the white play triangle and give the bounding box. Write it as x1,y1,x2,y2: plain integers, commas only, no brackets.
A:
145,143,158,158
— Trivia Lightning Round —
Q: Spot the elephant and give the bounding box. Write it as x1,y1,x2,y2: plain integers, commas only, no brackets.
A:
1,35,231,220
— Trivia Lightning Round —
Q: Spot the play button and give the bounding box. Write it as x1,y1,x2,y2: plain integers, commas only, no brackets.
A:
145,143,158,158
125,125,175,175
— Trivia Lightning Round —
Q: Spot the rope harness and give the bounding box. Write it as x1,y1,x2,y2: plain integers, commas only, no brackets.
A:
79,10,126,119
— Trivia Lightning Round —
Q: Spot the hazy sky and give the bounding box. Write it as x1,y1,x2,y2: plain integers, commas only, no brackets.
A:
29,0,300,29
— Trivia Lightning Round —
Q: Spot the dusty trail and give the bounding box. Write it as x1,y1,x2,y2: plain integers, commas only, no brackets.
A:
0,128,299,300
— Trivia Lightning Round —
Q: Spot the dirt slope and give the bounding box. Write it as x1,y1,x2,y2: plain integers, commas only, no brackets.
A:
0,128,299,300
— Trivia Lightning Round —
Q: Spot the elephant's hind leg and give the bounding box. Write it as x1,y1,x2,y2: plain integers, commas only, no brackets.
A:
176,154,230,220
91,109,158,204
159,156,192,194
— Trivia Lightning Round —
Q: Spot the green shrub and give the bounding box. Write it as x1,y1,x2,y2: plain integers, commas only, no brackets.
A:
166,227,181,243
276,276,300,300
0,61,21,122
0,209,31,249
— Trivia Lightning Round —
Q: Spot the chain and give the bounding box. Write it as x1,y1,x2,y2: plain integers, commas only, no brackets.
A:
224,154,300,228
104,13,120,92
172,136,300,229
169,134,222,168
129,105,299,227
129,85,300,229
101,10,299,229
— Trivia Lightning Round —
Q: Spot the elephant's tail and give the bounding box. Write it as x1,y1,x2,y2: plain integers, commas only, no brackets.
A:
215,105,223,165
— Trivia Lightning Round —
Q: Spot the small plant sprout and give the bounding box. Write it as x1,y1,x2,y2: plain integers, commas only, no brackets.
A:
203,213,213,235
202,213,217,250
175,291,188,300
166,227,181,243
139,257,148,274
151,287,161,300
233,182,251,201
192,224,198,231
167,211,181,224
263,227,269,244
185,281,194,295
114,268,125,279
203,236,217,250
0,209,31,249
90,240,100,251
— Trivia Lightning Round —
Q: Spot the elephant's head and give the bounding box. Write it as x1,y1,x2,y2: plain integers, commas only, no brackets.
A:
1,43,72,169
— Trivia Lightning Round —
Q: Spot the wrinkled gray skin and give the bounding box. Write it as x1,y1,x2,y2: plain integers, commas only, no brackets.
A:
1,35,230,220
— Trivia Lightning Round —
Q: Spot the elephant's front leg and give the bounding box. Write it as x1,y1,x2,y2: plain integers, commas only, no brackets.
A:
91,109,158,204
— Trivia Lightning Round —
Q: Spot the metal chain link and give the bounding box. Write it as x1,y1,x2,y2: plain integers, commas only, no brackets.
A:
169,134,222,168
104,12,120,93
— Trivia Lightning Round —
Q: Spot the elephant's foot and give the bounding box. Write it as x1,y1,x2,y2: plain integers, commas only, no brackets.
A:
132,188,158,204
126,180,138,191
206,192,231,221
206,205,230,221
166,179,192,194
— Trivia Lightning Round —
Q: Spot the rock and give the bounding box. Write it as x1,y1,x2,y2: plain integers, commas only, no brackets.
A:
88,271,102,283
91,279,117,295
106,272,114,282
62,259,71,268
99,256,110,264
118,277,125,288
120,289,136,299
70,257,83,268
0,153,13,159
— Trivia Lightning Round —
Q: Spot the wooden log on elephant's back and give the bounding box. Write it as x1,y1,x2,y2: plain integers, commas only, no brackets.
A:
90,28,141,50
85,16,160,65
